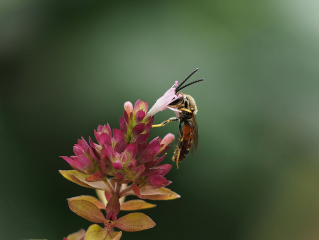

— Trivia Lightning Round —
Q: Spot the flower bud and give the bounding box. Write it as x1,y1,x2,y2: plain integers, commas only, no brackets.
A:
124,101,133,115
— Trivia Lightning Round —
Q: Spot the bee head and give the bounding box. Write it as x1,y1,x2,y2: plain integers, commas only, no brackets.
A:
168,93,184,107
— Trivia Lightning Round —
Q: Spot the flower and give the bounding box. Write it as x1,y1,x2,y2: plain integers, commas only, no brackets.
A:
139,163,172,188
61,137,100,175
146,81,182,117
60,97,182,239
61,100,174,189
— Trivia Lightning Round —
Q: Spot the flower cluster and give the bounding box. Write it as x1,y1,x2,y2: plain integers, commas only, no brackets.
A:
61,83,181,240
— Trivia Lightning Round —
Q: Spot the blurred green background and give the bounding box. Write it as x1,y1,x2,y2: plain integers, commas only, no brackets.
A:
1,0,319,239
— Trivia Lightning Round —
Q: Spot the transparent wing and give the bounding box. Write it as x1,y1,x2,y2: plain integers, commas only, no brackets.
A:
190,115,199,155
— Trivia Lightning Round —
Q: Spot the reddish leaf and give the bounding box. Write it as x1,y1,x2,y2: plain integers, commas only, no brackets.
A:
115,212,156,232
131,184,141,198
105,195,120,216
60,170,112,192
73,172,112,192
84,224,108,240
68,200,105,223
105,191,112,201
120,200,156,211
140,187,180,200
85,171,105,182
142,194,179,200
68,196,105,209
65,229,86,240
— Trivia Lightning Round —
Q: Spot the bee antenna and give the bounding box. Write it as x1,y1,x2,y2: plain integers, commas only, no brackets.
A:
175,68,199,92
176,78,204,92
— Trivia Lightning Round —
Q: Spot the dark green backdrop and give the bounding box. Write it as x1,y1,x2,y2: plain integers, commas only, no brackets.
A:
1,0,319,239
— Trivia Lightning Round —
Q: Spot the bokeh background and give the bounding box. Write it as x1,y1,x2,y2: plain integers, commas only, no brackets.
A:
1,0,319,239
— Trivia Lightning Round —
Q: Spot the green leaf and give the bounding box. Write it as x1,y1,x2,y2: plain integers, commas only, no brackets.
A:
84,224,122,240
68,200,105,223
66,229,86,240
60,170,93,189
120,200,156,211
68,195,105,209
108,231,122,240
140,187,181,200
115,212,156,232
84,224,108,240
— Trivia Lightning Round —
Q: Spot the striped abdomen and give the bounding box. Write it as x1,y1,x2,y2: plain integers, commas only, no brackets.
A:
172,121,194,165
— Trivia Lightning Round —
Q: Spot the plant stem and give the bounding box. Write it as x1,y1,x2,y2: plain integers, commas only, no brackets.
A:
103,178,114,194
115,182,121,195
119,185,132,197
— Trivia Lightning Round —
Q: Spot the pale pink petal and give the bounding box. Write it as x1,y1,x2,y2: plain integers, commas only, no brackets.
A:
124,101,133,115
160,133,175,148
167,106,182,113
146,85,180,117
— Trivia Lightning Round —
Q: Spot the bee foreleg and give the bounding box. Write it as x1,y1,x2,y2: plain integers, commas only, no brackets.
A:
178,108,192,113
152,117,179,128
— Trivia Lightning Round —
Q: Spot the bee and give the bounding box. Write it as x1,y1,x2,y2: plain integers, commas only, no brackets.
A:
153,68,204,168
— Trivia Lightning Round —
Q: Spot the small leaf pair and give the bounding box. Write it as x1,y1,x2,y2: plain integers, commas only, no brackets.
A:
68,198,156,232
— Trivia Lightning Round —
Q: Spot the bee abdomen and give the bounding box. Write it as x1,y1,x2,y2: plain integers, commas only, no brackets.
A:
172,138,193,163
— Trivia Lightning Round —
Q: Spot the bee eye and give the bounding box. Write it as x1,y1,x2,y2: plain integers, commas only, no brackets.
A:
184,97,189,108
169,98,181,105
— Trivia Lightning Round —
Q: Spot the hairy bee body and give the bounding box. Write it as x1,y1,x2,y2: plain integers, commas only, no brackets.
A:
152,68,202,168
169,94,198,167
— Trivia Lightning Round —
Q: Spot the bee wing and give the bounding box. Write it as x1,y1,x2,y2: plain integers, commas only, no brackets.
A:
190,115,199,155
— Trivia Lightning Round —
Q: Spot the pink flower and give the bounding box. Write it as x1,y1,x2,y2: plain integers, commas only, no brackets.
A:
145,174,171,189
60,98,181,236
61,137,99,175
157,133,175,156
61,100,174,188
139,164,172,188
146,82,181,117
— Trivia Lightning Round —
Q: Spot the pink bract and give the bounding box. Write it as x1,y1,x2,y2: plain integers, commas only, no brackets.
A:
61,100,174,190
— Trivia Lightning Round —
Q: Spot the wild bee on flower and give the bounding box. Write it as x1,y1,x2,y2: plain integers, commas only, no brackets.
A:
61,69,204,238
149,68,204,168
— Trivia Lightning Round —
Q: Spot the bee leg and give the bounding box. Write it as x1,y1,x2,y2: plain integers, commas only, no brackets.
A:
178,120,183,137
152,117,179,128
178,108,192,113
175,138,183,169
174,120,184,169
